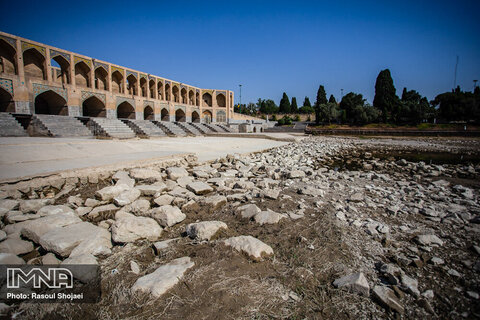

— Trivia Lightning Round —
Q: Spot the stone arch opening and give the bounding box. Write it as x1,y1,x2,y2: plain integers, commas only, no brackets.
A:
140,78,147,97
188,90,194,105
75,61,90,88
144,105,154,120
0,87,15,112
202,110,212,124
165,83,170,101
175,109,186,122
180,88,187,104
202,93,212,107
82,96,106,117
117,101,135,119
94,67,108,90
127,74,137,96
35,90,67,115
161,108,169,121
260,127,264,132
51,55,70,85
195,92,200,106
23,48,46,80
0,39,16,75
172,86,179,103
253,127,257,133
112,70,123,94
216,93,226,108
216,110,226,122
158,81,164,100
191,111,200,123
149,79,156,99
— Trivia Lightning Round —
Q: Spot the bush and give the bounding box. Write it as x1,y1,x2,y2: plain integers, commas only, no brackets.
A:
277,115,293,126
271,114,277,121
294,115,301,122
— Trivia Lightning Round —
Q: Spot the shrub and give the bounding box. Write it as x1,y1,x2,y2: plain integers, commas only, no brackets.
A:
294,115,301,122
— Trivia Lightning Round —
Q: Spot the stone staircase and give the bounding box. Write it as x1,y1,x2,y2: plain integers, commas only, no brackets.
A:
190,122,214,134
175,122,203,136
205,123,232,133
32,114,93,137
154,121,187,136
88,118,136,139
124,120,168,138
216,124,234,132
0,113,28,136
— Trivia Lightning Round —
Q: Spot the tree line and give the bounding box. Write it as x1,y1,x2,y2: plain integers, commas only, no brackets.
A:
234,69,480,125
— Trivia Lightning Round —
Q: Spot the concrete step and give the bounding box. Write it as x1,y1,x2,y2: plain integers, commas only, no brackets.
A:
175,122,202,136
190,123,214,134
89,117,136,139
124,120,168,137
33,114,93,137
155,121,187,136
0,112,28,137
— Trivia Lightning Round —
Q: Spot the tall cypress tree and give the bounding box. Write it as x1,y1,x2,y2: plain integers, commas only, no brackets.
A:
291,97,298,113
329,94,337,104
303,97,311,107
314,85,327,124
373,69,399,123
279,92,291,114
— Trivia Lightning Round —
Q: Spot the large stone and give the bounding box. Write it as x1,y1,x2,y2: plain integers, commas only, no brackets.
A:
186,182,213,195
154,194,174,206
0,253,25,264
137,184,168,196
254,209,284,225
21,212,82,243
95,184,131,201
61,254,98,283
186,221,227,240
42,253,61,265
372,285,404,314
130,168,163,182
236,204,261,219
289,170,306,178
349,192,364,202
262,189,280,200
177,176,194,188
114,188,141,206
0,236,34,255
37,205,74,217
333,272,370,296
400,274,420,297
39,222,109,257
88,204,119,219
112,171,130,181
223,235,274,260
151,205,186,227
415,234,444,246
111,213,162,243
0,199,19,211
166,167,189,181
203,195,227,210
131,257,194,297
69,227,112,257
19,199,54,213
124,199,151,215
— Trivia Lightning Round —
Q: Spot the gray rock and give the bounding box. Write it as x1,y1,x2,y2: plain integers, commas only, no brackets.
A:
21,212,82,243
223,235,274,260
137,184,168,196
151,205,186,227
130,261,140,274
113,188,141,206
333,272,370,296
87,204,119,219
124,199,151,215
19,199,54,213
186,182,213,195
254,209,284,225
203,195,227,210
177,176,194,188
262,189,280,200
154,194,174,206
0,199,19,211
0,236,34,255
42,252,61,265
0,230,6,242
372,285,404,314
0,253,25,264
67,196,84,207
236,204,261,219
95,184,131,201
131,257,194,297
186,221,227,240
166,167,189,181
61,254,98,283
401,274,420,297
415,234,444,246
111,213,162,243
130,168,162,182
289,170,306,178
37,205,74,217
349,192,364,202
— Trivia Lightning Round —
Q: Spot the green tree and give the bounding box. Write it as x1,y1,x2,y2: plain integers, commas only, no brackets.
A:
373,69,399,123
318,102,339,124
339,92,379,124
328,94,337,104
432,86,480,123
314,85,327,124
400,88,434,124
279,92,291,114
303,97,312,107
291,97,298,113
257,99,279,114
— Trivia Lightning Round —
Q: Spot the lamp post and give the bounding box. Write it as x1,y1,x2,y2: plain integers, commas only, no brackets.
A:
239,84,242,106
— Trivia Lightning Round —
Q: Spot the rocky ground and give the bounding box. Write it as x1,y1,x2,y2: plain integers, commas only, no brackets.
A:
0,136,479,319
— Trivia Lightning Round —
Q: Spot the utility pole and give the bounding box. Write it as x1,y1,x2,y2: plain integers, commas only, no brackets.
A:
239,84,242,106
341,88,344,99
454,55,459,89
474,80,478,91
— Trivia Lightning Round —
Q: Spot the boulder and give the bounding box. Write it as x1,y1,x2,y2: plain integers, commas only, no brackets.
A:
124,199,151,215
177,176,194,188
111,213,162,243
131,257,194,297
130,168,163,182
151,205,186,227
166,167,189,181
262,189,280,200
289,170,306,178
154,194,174,206
19,199,54,213
21,212,82,243
0,199,19,211
0,253,25,264
186,221,227,240
113,188,141,206
0,236,34,255
95,184,131,201
236,204,261,219
61,254,98,283
69,227,112,257
186,182,213,195
223,235,273,260
87,204,118,219
415,234,444,247
112,171,130,181
137,184,168,196
400,274,420,297
372,285,404,314
37,205,74,217
42,253,61,265
203,195,227,210
254,209,284,225
333,272,370,296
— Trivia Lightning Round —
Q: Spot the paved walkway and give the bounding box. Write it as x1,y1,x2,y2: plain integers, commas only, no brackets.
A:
0,136,290,181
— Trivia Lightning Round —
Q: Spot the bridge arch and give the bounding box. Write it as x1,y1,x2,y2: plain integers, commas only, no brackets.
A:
202,92,212,107
0,87,15,112
149,79,156,99
172,86,179,103
75,61,90,88
117,101,135,119
144,105,154,120
191,111,200,123
82,96,106,117
216,110,226,122
127,74,137,96
140,77,147,97
188,90,194,105
51,55,70,85
175,108,186,122
161,108,169,121
216,93,226,108
165,83,170,101
111,70,123,94
35,90,67,115
0,38,17,75
157,81,163,100
23,48,46,80
180,87,187,104
202,110,212,123
195,92,200,106
94,66,108,90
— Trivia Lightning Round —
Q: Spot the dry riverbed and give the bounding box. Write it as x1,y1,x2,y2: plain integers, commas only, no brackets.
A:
0,136,479,319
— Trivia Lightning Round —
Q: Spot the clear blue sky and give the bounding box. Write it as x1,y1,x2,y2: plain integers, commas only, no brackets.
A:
1,0,479,105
